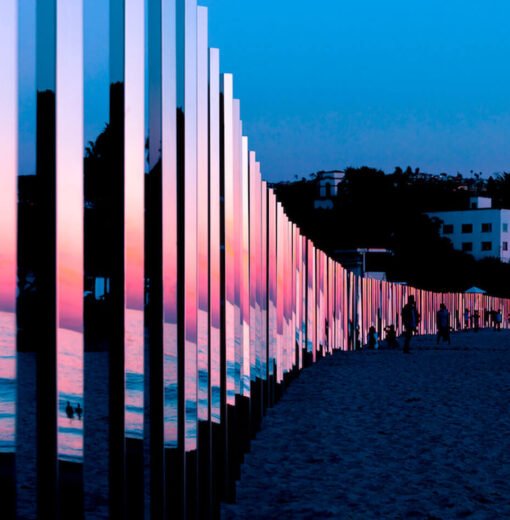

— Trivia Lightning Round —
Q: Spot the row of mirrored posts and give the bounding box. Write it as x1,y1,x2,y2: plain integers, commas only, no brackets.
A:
1,0,510,518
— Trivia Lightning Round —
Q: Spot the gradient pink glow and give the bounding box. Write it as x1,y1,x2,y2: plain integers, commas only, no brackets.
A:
124,0,146,440
184,0,198,451
301,235,307,354
56,0,84,459
267,189,277,377
249,151,259,382
209,48,221,423
222,73,236,406
162,0,179,445
0,0,17,451
232,99,242,397
275,203,285,382
260,180,268,377
241,136,251,396
196,6,209,422
0,0,17,316
307,240,315,358
295,227,303,368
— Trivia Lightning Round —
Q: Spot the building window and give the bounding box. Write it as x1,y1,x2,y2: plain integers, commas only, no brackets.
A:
462,242,473,252
481,223,492,233
443,224,454,234
503,223,508,233
503,242,508,251
461,224,473,233
481,241,492,251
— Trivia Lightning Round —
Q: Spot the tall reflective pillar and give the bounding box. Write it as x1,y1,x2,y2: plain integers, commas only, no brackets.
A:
0,1,18,517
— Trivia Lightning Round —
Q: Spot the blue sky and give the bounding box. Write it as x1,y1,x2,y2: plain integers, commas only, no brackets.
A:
201,0,510,181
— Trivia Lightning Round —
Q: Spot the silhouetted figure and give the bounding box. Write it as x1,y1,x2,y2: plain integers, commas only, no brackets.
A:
464,308,470,330
472,310,480,332
484,309,490,328
490,309,496,328
436,303,451,345
384,324,399,349
402,295,419,353
495,309,502,331
65,401,74,419
348,319,354,350
75,403,83,420
367,326,379,350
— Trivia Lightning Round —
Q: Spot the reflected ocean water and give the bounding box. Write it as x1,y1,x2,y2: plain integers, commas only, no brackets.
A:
0,310,209,461
0,311,15,452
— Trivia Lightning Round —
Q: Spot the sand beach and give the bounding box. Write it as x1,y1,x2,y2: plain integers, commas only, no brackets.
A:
223,330,510,519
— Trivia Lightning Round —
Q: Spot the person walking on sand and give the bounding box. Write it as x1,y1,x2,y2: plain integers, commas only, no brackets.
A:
75,403,83,420
402,295,419,353
436,303,451,345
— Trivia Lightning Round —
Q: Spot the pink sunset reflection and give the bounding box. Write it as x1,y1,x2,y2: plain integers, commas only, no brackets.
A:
56,0,84,462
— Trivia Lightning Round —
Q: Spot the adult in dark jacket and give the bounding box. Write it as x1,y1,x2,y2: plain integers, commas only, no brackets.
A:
402,295,419,353
436,303,451,345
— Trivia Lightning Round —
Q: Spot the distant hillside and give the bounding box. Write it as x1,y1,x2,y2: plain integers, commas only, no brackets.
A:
272,167,510,298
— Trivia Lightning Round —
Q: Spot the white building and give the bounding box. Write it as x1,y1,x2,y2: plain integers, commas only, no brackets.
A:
427,197,510,262
314,170,345,209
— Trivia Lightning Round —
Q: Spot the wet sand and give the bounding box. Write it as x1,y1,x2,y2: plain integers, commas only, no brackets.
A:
222,330,510,519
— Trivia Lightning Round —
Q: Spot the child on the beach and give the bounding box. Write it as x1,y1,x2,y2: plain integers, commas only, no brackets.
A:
384,324,399,348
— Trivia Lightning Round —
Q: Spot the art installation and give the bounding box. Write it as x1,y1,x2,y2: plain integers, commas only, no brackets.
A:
1,0,509,518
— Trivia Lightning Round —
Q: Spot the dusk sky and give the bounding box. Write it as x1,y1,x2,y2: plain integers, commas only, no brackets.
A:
202,0,510,182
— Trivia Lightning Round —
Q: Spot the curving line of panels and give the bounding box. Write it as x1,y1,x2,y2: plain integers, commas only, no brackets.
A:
1,0,510,518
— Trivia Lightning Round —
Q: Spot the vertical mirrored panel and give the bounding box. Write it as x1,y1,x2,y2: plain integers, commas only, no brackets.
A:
183,0,198,452
221,73,235,406
307,241,315,358
267,190,277,379
294,228,301,368
301,236,307,355
275,203,284,381
0,5,18,514
283,219,291,373
313,248,319,359
232,100,242,398
319,251,325,352
260,180,268,381
124,0,145,442
35,1,59,516
83,0,112,514
248,152,259,385
162,0,178,448
285,220,292,372
208,48,220,424
145,0,165,513
16,0,38,515
240,136,250,397
0,0,17,447
196,6,209,424
56,0,84,465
